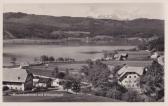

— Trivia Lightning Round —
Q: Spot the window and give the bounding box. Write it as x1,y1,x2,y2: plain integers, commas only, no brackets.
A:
129,76,131,78
134,76,136,78
18,77,21,80
136,84,139,87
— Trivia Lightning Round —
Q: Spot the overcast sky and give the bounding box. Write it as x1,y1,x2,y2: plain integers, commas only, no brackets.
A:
3,3,164,20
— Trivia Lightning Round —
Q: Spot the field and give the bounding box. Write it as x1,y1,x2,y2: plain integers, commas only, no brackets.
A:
117,50,151,61
28,63,87,77
3,91,119,102
103,60,152,67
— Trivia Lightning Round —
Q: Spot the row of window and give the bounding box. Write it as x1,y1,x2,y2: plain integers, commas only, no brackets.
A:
10,86,23,90
125,84,139,88
125,80,137,83
125,75,137,78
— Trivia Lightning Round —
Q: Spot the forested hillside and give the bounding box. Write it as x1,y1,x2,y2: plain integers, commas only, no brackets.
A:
3,12,164,39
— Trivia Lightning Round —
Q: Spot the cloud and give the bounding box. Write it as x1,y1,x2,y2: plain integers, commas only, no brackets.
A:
3,3,163,20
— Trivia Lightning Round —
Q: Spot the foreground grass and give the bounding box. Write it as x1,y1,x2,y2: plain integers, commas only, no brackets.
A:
3,93,119,102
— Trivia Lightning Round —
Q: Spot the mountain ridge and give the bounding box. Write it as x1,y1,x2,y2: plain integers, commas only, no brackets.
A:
3,12,164,39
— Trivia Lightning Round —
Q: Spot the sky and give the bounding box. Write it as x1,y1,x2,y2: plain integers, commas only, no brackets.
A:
3,3,164,20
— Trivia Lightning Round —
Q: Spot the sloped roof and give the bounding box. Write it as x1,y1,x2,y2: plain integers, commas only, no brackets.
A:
118,65,144,80
3,67,28,83
38,78,51,83
157,55,164,66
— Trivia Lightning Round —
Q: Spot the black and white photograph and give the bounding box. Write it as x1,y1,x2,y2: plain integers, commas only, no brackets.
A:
2,2,165,102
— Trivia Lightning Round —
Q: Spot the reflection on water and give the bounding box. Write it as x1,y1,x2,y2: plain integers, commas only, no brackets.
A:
3,45,135,66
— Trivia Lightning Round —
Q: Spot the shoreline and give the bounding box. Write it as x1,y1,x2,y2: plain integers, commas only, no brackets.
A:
3,39,140,46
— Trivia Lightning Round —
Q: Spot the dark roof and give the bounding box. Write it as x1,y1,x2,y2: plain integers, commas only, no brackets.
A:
38,78,51,83
118,66,144,81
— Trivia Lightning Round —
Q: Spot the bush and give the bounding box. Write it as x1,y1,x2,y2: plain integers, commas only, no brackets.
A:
3,86,9,91
81,87,91,94
63,80,72,92
71,80,81,94
121,90,144,102
140,61,164,100
106,89,122,100
93,90,107,97
138,44,147,50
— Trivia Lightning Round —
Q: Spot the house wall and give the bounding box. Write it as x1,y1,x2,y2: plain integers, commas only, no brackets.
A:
120,73,140,89
51,79,64,90
35,83,47,88
3,83,24,91
51,79,61,87
33,78,39,87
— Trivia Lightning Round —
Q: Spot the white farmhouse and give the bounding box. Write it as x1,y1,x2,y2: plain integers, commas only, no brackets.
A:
3,67,33,91
117,65,145,92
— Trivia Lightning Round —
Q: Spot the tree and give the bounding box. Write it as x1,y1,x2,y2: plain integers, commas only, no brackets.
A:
40,55,48,64
80,60,128,99
147,37,164,51
48,56,55,62
71,80,81,94
65,68,70,76
10,57,17,66
34,57,38,63
57,57,64,62
63,80,72,92
57,72,65,79
80,65,89,76
138,37,164,51
52,67,59,78
140,61,164,100
86,60,111,88
122,90,143,102
106,88,122,100
81,87,91,94
3,86,9,91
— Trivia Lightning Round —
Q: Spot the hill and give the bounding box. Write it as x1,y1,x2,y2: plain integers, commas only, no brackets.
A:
3,12,164,39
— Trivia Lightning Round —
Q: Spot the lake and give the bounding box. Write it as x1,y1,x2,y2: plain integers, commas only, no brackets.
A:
3,45,135,66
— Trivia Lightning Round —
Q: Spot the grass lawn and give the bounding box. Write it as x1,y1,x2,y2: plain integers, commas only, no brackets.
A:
3,93,119,102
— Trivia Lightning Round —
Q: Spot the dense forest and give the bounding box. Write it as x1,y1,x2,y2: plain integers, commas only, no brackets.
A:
3,12,164,39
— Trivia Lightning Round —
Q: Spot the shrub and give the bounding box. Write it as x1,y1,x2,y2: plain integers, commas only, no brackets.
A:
121,90,144,102
106,89,122,100
3,86,9,91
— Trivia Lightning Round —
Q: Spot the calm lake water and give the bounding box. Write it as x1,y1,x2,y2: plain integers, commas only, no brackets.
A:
3,45,135,66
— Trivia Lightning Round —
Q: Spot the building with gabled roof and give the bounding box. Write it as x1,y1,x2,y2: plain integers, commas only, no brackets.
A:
117,65,145,92
3,67,33,91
